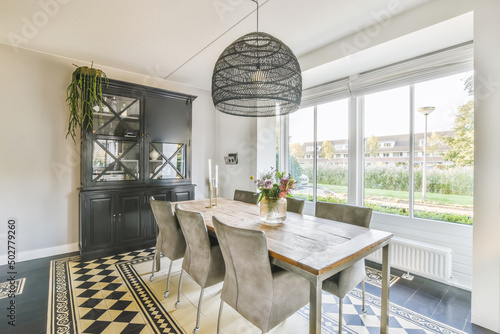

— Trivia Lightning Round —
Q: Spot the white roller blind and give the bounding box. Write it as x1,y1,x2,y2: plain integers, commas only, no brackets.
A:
350,42,473,97
299,42,473,107
300,77,350,108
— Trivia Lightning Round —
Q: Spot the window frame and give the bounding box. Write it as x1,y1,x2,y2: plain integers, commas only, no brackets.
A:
280,67,473,225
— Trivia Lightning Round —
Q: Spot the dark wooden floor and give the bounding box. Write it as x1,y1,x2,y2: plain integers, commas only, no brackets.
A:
0,254,496,334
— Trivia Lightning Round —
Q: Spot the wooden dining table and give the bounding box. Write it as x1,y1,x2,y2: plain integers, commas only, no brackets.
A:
174,198,393,334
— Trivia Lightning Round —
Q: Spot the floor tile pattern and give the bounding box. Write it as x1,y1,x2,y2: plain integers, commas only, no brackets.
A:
45,248,482,334
297,288,467,334
117,258,183,333
47,249,183,334
0,278,26,300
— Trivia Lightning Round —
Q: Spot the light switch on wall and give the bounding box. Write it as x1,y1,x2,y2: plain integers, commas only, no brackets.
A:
224,153,238,165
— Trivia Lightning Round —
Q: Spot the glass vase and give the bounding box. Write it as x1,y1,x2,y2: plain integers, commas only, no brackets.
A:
260,197,287,224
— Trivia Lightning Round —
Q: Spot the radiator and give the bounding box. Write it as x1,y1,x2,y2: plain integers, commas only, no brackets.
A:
366,236,453,283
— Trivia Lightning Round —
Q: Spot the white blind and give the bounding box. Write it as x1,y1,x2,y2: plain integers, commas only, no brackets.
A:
300,77,350,108
300,42,473,106
350,42,473,96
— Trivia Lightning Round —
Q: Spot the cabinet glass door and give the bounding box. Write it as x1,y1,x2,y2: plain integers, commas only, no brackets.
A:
92,139,140,182
93,95,140,137
149,143,186,180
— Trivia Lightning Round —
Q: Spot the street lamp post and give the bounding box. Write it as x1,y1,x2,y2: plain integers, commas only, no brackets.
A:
418,106,435,201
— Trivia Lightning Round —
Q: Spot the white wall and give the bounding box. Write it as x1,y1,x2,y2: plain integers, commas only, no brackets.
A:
215,113,256,199
0,44,216,264
473,1,500,331
214,114,277,200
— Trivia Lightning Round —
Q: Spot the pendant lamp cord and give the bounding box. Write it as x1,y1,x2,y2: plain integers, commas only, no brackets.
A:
164,0,268,80
251,0,260,72
252,0,259,33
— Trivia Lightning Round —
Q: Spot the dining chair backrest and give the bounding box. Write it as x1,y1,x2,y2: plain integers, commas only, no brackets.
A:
150,197,186,259
316,202,372,334
233,189,260,205
286,197,305,214
175,205,215,287
213,216,275,330
315,202,372,228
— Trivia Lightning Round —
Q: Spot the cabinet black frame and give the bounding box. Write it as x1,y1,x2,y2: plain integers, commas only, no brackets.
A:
81,79,196,189
79,78,197,261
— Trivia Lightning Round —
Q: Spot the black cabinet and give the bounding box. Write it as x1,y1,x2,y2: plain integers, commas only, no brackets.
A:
79,79,197,261
82,193,114,252
116,191,145,244
171,185,195,201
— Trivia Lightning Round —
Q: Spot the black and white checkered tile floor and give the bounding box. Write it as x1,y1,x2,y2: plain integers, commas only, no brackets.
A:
0,249,497,333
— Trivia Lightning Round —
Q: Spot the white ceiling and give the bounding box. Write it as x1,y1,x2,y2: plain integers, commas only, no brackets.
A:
1,0,453,91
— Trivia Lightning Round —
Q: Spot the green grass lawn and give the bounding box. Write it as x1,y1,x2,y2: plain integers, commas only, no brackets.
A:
318,184,473,207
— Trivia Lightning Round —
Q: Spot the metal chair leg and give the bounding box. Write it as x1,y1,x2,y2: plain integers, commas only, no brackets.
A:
217,299,224,334
338,297,343,334
149,249,157,282
362,280,367,314
163,260,174,298
193,288,205,334
174,270,184,309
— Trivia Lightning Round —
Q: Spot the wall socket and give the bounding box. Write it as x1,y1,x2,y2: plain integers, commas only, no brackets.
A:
224,153,238,165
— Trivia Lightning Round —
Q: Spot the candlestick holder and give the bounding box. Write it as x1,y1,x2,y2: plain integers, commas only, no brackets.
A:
214,186,219,206
207,178,217,208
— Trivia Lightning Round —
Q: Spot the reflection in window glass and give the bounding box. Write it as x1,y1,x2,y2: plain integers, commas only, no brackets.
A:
414,72,473,224
316,99,349,203
93,96,140,136
364,87,410,216
92,139,140,181
288,107,314,202
149,143,186,180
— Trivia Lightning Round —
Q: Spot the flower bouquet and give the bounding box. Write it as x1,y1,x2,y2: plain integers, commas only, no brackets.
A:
251,167,296,224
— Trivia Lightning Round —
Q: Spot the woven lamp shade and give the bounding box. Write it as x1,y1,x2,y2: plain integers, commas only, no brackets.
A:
212,32,302,117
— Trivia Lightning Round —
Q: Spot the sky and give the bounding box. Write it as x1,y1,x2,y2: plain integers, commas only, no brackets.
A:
289,71,472,144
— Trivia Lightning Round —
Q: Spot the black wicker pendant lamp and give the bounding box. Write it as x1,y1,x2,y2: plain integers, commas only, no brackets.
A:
211,0,302,117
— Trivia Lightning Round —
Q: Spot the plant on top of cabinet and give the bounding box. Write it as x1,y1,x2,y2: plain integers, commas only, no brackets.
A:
66,62,108,142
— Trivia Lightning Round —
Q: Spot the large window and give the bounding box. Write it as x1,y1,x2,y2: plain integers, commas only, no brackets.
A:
288,107,314,202
281,69,473,225
286,100,349,207
364,86,410,216
317,100,349,203
413,72,473,224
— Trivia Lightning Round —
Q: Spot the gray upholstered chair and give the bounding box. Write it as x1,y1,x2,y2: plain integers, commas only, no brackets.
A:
149,197,186,298
286,197,305,214
213,216,309,334
233,189,260,205
315,201,372,333
175,204,226,334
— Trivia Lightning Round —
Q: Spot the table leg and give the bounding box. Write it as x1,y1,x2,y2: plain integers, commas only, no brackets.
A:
380,243,391,334
309,277,322,334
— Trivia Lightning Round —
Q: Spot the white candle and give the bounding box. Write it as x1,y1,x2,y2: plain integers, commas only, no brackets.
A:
208,159,212,181
215,165,218,188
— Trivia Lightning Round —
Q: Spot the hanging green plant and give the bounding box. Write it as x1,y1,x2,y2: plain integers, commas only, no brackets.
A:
66,62,108,142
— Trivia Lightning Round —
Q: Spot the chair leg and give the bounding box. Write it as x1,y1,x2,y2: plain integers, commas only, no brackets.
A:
338,297,343,334
149,249,157,282
163,259,174,298
362,280,367,314
217,299,224,334
193,288,205,334
174,270,184,309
